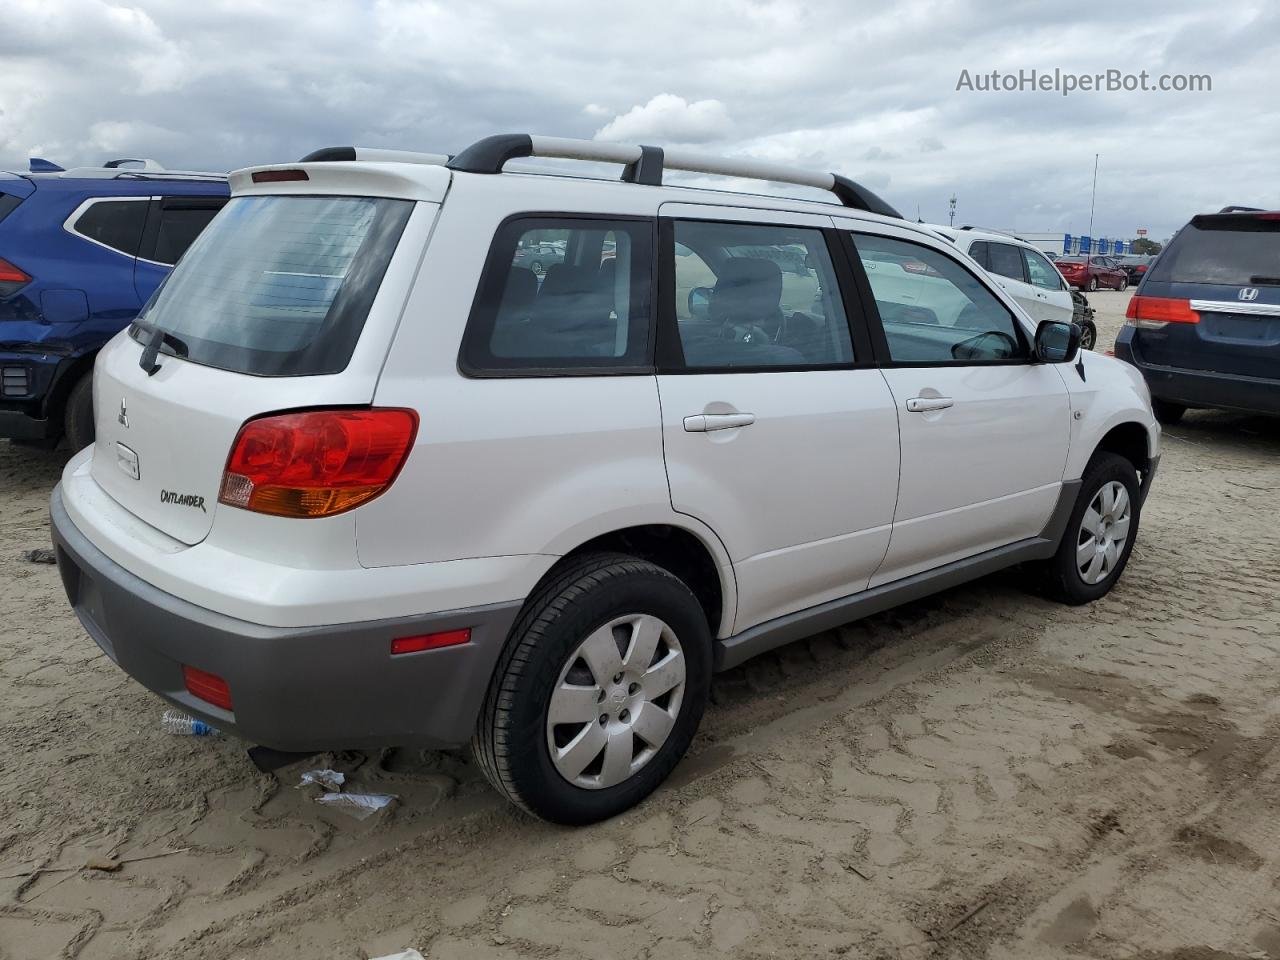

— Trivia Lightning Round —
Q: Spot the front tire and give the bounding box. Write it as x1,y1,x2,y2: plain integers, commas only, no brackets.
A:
63,373,95,452
1118,277,1129,291
1038,452,1141,605
1079,321,1097,351
472,553,711,825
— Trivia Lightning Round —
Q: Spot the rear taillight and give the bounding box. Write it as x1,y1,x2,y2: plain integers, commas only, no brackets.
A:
1136,264,1148,273
0,256,30,296
1125,295,1199,329
219,408,418,518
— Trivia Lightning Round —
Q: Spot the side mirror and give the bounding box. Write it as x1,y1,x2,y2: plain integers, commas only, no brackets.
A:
1035,319,1081,363
688,286,712,320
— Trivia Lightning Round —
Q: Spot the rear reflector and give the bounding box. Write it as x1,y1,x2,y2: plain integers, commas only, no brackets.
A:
0,256,30,283
220,408,418,518
183,665,233,710
251,169,309,183
1125,295,1199,326
390,629,472,655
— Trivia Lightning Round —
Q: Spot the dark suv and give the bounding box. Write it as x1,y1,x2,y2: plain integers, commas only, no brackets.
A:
1115,207,1280,423
0,158,227,449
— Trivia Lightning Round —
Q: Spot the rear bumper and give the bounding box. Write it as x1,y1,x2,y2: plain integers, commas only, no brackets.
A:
50,485,522,751
1115,339,1280,415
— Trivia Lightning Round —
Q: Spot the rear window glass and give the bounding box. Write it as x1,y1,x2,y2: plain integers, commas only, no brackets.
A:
130,195,412,376
1147,216,1280,285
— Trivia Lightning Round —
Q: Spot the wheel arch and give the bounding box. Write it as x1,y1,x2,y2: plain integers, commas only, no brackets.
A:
43,348,99,432
1093,420,1154,482
528,522,735,640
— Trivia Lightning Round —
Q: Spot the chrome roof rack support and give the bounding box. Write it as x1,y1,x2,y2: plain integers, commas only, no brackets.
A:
445,134,901,218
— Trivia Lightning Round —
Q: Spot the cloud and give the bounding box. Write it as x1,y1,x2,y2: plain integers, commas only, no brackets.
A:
0,0,1274,239
594,95,732,144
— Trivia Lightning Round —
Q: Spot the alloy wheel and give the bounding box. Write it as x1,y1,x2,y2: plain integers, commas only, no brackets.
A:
1076,480,1132,585
545,614,686,790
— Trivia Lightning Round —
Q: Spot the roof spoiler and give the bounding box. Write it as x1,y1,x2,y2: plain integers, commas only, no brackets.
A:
29,158,64,173
442,134,902,218
299,146,451,165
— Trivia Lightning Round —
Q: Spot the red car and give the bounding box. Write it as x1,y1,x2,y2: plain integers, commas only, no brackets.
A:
1053,255,1129,291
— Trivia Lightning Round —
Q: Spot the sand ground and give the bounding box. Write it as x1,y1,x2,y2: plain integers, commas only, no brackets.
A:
3,291,1279,959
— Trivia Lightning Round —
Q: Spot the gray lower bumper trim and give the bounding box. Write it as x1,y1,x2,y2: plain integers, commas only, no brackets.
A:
715,480,1082,671
50,485,522,751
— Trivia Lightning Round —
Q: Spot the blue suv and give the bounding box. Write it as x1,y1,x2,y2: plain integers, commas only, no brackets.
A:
0,157,228,449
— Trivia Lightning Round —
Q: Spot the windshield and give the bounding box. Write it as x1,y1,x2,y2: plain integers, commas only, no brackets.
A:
130,194,413,376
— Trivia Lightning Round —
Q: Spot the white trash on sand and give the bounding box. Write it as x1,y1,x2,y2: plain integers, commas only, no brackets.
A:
315,791,397,820
297,768,345,791
369,950,425,960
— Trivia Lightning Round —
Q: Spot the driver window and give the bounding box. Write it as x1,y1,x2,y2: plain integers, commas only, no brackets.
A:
853,233,1026,364
1023,247,1065,291
671,221,853,369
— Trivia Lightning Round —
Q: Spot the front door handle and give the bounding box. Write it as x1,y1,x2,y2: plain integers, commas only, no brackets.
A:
684,413,756,432
905,397,954,413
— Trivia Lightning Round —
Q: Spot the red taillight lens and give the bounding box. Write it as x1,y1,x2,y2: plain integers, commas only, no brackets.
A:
390,629,471,655
1136,264,1148,273
1125,295,1199,324
251,169,309,183
183,665,233,710
219,408,418,518
0,256,30,283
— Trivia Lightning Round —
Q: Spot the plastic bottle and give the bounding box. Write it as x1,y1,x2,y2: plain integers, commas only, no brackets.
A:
161,709,218,736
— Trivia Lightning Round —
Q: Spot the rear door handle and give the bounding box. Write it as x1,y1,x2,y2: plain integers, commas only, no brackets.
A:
905,397,954,413
684,413,756,432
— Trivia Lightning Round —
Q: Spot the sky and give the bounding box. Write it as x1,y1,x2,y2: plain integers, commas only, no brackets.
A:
1,0,1276,241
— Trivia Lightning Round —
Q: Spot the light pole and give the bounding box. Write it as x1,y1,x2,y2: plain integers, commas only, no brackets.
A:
1086,153,1099,266
948,194,957,227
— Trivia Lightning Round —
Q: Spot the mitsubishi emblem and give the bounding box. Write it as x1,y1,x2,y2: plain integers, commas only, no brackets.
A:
1239,288,1260,301
118,399,129,428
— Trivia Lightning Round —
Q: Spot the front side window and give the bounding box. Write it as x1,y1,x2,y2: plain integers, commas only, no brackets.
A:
853,233,1026,364
462,217,652,373
669,220,854,369
72,198,148,257
987,242,1026,281
1023,248,1065,290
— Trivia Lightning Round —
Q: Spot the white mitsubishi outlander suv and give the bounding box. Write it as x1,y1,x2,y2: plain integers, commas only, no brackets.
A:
50,135,1160,824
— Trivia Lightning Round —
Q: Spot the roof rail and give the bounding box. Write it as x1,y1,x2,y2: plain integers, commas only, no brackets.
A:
300,146,451,165
445,134,902,218
1218,205,1265,213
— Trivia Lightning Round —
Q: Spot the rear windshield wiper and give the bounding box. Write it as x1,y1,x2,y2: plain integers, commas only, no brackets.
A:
132,319,189,375
1248,276,1280,286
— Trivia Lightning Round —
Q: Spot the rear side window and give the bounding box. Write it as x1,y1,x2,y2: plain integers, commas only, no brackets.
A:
987,242,1026,281
668,220,854,369
0,193,23,225
461,217,653,374
130,194,413,377
149,198,227,265
72,198,148,257
967,240,990,269
1147,215,1280,285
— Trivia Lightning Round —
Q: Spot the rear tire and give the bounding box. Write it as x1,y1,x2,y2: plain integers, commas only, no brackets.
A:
63,373,95,452
1079,321,1097,351
1037,452,1141,606
1152,399,1186,425
472,553,711,825
1088,277,1099,292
